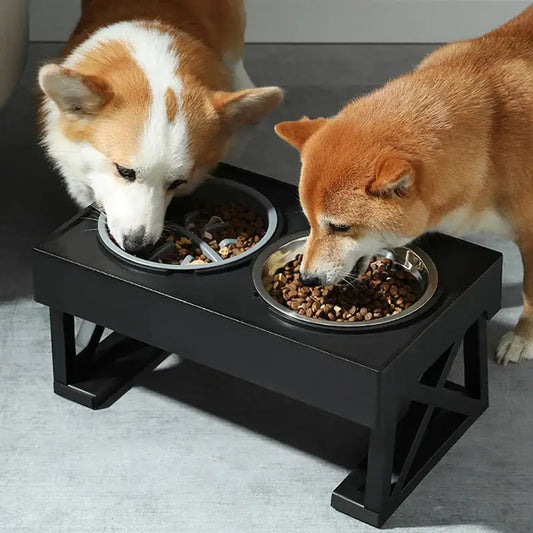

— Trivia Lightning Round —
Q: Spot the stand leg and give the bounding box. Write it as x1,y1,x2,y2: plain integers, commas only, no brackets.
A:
50,310,76,384
50,309,169,409
463,317,488,403
331,316,489,528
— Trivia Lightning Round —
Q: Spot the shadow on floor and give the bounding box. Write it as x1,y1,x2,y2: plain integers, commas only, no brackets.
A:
133,318,529,532
137,355,369,469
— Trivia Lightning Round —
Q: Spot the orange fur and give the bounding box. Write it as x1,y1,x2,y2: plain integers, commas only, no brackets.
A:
68,0,245,60
276,6,533,362
38,0,282,258
165,87,178,122
40,0,281,185
54,2,244,171
57,40,151,168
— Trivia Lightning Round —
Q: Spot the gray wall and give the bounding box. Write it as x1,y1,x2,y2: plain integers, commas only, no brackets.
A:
30,0,80,42
30,0,530,43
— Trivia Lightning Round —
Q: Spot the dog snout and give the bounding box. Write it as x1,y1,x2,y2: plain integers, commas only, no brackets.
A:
122,226,147,254
300,272,322,287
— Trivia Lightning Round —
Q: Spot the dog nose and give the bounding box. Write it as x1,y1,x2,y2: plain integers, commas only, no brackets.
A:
300,272,321,286
122,227,146,254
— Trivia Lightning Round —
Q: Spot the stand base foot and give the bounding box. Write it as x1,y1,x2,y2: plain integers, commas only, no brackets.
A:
331,402,487,528
54,332,169,409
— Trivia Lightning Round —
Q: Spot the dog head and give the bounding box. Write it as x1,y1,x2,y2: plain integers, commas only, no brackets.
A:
275,116,431,285
39,24,282,253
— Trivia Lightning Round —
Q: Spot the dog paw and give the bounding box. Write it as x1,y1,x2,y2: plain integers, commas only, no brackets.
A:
496,331,533,365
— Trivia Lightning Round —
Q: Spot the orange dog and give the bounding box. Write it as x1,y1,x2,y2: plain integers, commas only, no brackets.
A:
39,0,282,253
276,6,533,364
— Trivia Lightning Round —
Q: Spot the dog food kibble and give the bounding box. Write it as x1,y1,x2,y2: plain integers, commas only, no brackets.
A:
159,203,266,265
268,254,422,322
194,203,265,258
162,236,213,265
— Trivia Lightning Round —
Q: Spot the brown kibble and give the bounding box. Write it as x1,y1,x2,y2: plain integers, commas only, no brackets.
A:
268,253,421,323
160,202,266,265
275,273,287,284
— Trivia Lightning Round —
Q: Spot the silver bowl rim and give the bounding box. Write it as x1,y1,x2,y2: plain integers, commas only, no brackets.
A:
97,178,279,272
252,231,439,330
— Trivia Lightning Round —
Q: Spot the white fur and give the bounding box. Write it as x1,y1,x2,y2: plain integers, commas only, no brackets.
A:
434,206,514,239
42,22,195,249
42,21,256,250
497,331,533,364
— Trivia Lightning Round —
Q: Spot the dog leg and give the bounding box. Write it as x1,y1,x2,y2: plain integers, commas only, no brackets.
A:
497,234,533,364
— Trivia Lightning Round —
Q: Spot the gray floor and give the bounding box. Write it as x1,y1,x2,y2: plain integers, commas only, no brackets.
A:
0,43,532,533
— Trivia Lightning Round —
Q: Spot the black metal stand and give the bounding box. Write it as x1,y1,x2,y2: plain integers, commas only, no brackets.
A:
34,164,502,528
50,310,168,409
331,317,488,527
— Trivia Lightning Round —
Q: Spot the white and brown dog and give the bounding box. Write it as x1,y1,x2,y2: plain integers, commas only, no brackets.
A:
39,0,282,253
276,6,533,364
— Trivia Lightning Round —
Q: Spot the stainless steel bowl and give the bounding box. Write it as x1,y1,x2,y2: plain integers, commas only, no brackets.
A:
252,232,439,330
97,177,279,272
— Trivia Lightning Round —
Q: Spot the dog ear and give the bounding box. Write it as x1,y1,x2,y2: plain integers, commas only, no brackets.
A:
39,64,112,115
366,157,415,198
274,117,327,150
212,87,283,130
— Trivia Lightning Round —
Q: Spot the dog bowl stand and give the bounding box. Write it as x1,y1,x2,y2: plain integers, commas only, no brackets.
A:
33,164,502,528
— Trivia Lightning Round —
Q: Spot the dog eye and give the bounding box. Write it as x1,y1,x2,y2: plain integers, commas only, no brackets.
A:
115,164,136,182
168,179,187,190
329,223,351,233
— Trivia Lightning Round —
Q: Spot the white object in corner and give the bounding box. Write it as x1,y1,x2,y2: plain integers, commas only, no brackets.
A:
0,0,28,110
